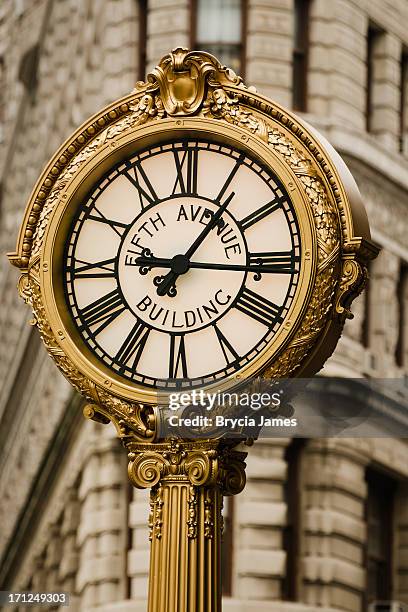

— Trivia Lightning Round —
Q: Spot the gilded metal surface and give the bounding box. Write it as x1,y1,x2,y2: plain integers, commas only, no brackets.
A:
9,48,378,611
127,439,246,495
126,438,246,610
9,49,377,418
145,47,243,115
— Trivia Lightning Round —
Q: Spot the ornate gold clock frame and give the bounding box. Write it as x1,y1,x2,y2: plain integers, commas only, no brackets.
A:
9,49,378,611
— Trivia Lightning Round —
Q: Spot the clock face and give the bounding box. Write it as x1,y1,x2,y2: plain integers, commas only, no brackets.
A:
63,138,301,390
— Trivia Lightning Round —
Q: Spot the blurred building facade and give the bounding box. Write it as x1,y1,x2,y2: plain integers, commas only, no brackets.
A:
0,1,408,611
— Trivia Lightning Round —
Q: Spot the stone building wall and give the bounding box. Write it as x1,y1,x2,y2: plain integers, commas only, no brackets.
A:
0,1,407,611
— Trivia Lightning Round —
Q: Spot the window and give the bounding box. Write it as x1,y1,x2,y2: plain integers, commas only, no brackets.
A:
283,439,305,600
292,0,311,112
366,23,383,133
125,480,133,599
399,49,408,153
361,262,372,349
14,0,26,18
221,496,234,596
395,262,408,367
138,0,148,82
0,58,4,143
18,44,39,94
365,469,395,605
191,0,246,77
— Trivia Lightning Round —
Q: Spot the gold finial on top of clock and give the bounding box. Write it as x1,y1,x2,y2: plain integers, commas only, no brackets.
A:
141,47,244,116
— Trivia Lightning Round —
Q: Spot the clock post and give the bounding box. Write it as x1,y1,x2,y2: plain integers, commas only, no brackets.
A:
9,48,378,611
124,436,246,611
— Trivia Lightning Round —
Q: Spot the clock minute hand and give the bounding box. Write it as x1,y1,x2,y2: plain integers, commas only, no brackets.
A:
135,256,294,275
184,191,235,259
154,192,236,297
188,261,295,275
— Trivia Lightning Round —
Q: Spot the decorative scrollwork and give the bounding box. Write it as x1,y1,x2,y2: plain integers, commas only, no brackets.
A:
221,454,247,496
17,272,32,305
204,489,214,539
153,487,164,540
335,258,367,322
126,440,246,489
125,439,247,539
148,494,155,541
185,450,217,487
147,486,164,540
187,486,198,539
146,47,242,116
253,258,263,281
128,452,165,488
138,247,154,275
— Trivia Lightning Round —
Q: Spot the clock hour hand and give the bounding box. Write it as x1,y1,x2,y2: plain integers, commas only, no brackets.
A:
137,252,173,274
135,251,191,297
154,252,193,297
152,192,236,297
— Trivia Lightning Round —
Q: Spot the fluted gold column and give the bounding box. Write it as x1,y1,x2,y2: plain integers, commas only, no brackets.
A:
126,439,247,612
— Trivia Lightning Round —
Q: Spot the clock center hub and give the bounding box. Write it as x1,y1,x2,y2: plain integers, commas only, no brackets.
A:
171,254,190,275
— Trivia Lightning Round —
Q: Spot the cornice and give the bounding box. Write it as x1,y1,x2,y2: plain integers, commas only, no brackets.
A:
303,115,408,193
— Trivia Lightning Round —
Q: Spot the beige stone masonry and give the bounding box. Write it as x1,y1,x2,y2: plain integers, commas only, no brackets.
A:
369,249,400,374
127,488,150,600
370,31,402,150
246,0,293,107
76,435,128,609
301,441,368,612
308,0,366,129
146,0,189,72
234,440,290,601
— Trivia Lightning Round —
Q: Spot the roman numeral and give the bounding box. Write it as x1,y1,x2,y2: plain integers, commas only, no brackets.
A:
79,288,125,335
213,324,239,364
240,198,283,231
88,206,128,237
235,288,283,327
124,161,158,209
249,251,298,273
216,152,245,202
172,148,199,195
72,257,116,279
115,320,150,373
169,335,188,379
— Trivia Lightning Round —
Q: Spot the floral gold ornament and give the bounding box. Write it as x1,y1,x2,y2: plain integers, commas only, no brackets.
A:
9,48,378,611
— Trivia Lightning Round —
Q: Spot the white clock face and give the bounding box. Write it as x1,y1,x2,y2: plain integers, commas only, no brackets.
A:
63,139,301,389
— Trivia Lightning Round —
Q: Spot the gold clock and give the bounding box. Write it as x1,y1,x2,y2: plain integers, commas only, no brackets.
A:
9,49,377,428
